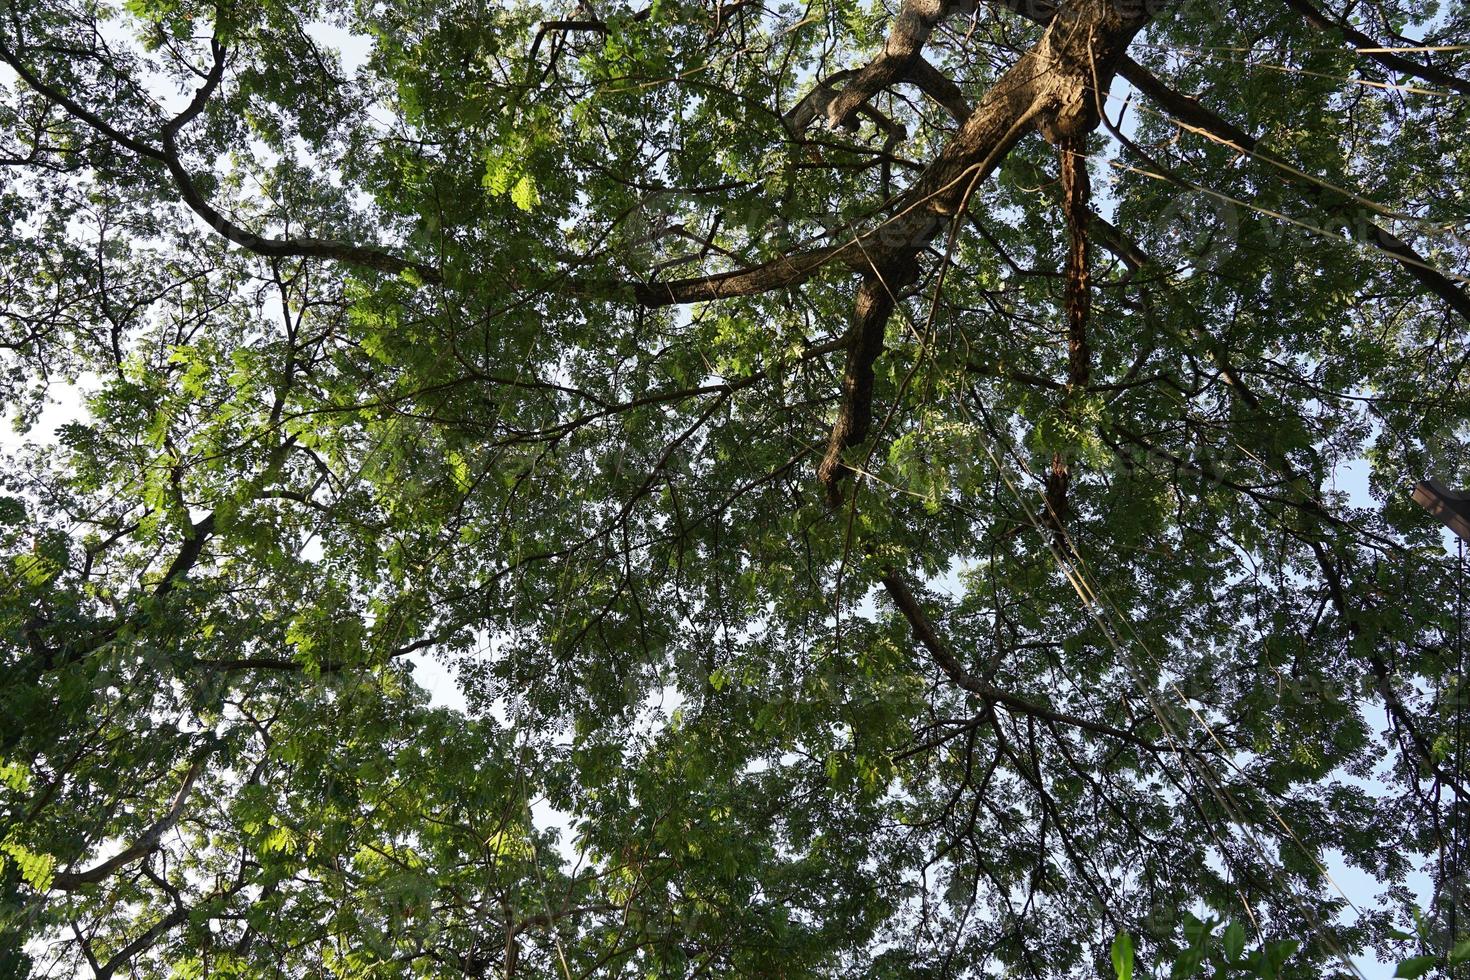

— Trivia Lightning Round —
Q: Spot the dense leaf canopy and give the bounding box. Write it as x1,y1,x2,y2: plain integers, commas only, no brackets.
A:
2,0,1469,975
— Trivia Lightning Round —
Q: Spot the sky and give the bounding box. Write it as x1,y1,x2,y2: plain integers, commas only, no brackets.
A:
0,243,1446,980
2,9,1464,977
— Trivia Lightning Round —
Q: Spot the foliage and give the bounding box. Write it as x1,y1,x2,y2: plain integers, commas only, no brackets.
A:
1113,916,1470,979
1,0,1469,975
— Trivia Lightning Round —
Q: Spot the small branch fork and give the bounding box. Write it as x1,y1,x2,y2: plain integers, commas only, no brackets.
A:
881,569,1173,755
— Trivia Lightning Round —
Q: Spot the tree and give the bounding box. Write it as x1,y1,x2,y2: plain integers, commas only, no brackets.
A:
1,0,1468,974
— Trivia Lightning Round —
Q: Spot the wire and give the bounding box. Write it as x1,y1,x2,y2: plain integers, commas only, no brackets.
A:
1132,42,1470,56
954,392,1369,977
1131,45,1468,98
1107,157,1470,286
1042,97,1470,291
1109,96,1470,245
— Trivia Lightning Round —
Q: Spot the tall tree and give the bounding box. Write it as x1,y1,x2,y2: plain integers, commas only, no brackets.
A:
2,0,1469,975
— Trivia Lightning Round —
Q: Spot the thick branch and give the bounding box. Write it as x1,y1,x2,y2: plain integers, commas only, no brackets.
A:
5,3,1152,316
89,870,249,979
1044,134,1093,534
816,261,919,501
1117,58,1470,323
94,908,189,979
51,750,213,891
814,1,1151,502
160,38,226,140
1280,0,1470,96
153,512,216,600
908,55,972,123
1059,138,1091,391
0,33,165,161
824,0,971,130
0,34,445,283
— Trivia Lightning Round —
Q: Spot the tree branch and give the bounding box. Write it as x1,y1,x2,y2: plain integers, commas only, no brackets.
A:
1117,57,1470,323
1279,0,1470,96
881,570,1165,753
51,748,215,891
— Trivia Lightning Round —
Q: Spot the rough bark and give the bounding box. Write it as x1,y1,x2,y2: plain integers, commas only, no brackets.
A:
814,0,1154,504
823,0,975,130
817,259,921,502
1045,133,1092,535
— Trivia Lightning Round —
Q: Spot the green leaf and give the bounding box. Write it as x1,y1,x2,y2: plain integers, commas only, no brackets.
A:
1222,921,1244,962
0,759,31,793
1170,948,1204,980
0,841,55,891
510,174,540,212
1112,931,1135,980
1394,955,1438,979
1182,913,1215,950
1264,939,1300,974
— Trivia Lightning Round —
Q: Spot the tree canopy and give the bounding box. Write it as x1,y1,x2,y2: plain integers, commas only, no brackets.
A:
2,0,1469,975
